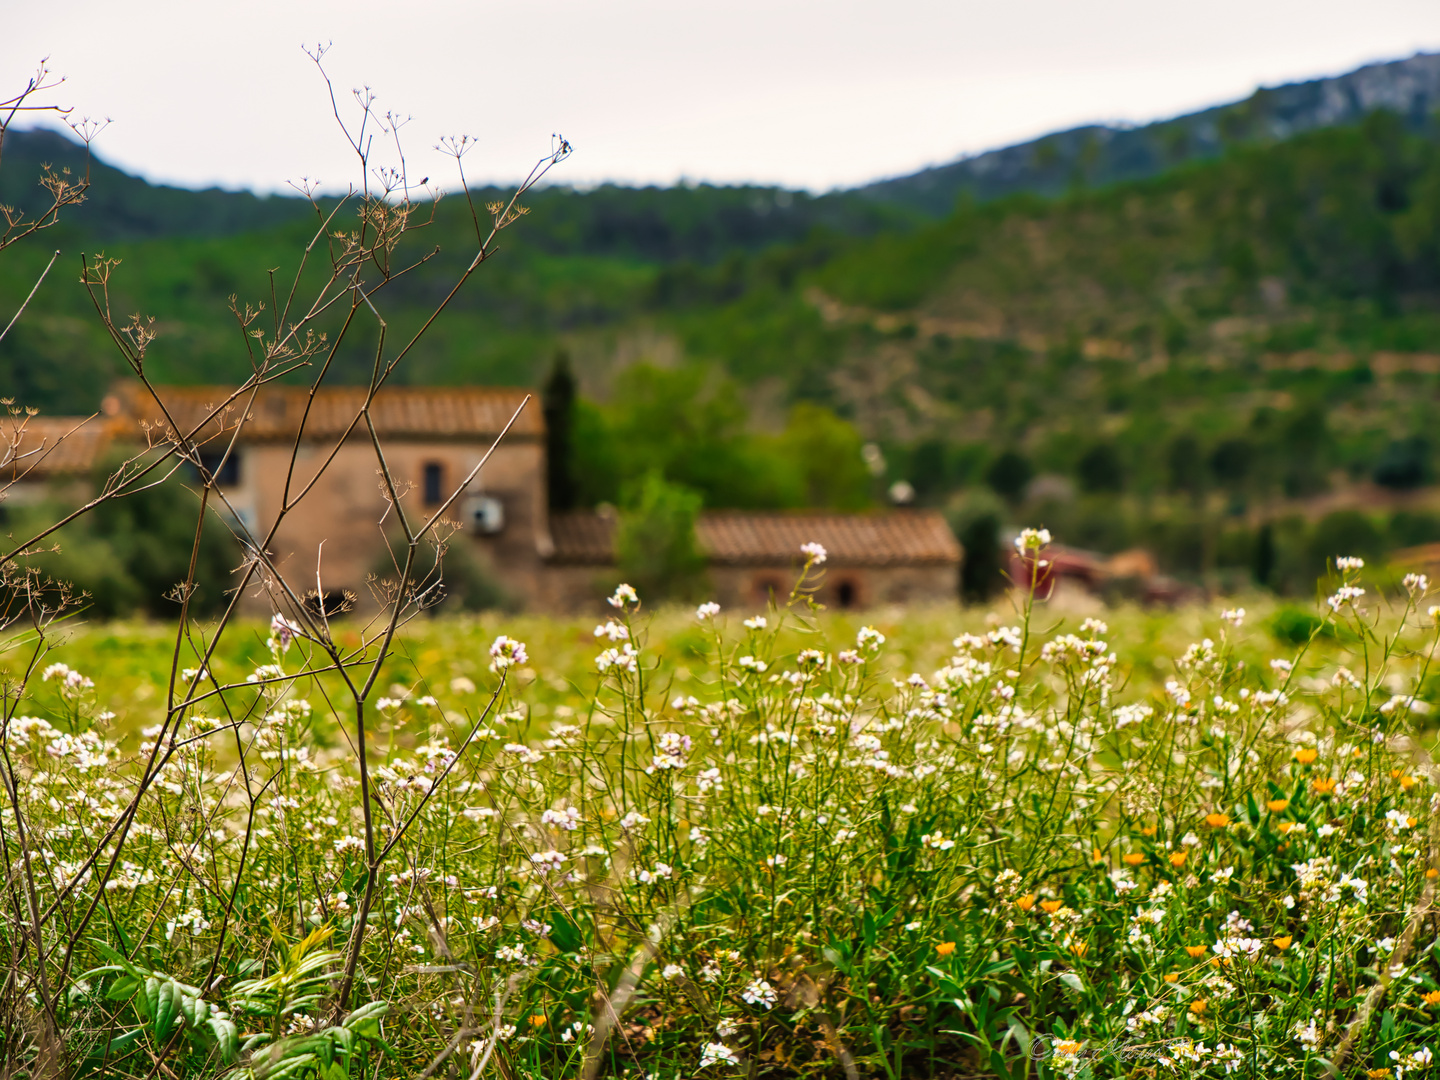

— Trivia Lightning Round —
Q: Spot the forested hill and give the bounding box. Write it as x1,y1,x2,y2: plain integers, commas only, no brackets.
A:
4,108,1439,438
0,127,914,253
858,51,1440,215
5,80,1440,588
0,128,313,240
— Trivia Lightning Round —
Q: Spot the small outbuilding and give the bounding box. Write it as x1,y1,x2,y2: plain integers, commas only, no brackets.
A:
547,509,962,610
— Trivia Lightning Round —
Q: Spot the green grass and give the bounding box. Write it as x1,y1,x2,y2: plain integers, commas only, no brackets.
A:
36,590,1351,729
5,554,1440,1078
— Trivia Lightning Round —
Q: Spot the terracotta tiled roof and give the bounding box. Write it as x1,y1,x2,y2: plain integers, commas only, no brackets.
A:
548,510,961,567
549,511,619,564
110,383,543,443
699,511,960,566
1,416,119,479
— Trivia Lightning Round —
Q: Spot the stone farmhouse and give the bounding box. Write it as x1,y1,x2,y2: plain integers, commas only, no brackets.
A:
4,383,962,612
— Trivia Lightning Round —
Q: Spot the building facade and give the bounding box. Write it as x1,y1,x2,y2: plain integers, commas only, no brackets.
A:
4,383,963,612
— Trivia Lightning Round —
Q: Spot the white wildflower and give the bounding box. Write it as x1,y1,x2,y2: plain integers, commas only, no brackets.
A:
741,978,777,1008
488,635,529,671
607,583,639,608
699,1042,740,1068
1013,527,1051,552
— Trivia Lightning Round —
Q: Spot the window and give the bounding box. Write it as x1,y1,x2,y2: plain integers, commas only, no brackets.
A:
198,450,240,487
836,579,858,609
423,461,444,505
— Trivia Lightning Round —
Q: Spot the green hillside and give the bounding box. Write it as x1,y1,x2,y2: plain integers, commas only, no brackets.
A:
6,111,1440,588
0,127,912,408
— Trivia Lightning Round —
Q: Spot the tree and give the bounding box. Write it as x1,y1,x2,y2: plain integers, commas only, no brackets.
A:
985,450,1033,502
779,402,870,510
615,471,707,602
542,351,578,511
1209,437,1252,488
1253,521,1276,589
1309,510,1384,574
1373,436,1430,491
1167,433,1205,497
1077,442,1125,494
1280,407,1329,497
909,439,949,504
21,469,239,618
958,512,1003,602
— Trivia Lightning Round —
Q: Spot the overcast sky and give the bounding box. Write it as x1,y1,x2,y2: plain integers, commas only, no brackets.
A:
5,0,1439,197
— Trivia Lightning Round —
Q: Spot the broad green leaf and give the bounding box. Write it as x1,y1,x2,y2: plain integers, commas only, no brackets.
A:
209,1016,240,1063
154,978,177,1041
142,977,160,1021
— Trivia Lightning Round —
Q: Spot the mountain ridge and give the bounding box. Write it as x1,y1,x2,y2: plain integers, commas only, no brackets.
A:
6,50,1439,238
856,51,1440,215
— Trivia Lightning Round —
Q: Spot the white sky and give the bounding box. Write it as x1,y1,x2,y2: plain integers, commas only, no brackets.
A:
5,0,1440,196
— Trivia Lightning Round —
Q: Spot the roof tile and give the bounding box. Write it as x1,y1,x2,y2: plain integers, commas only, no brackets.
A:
113,383,543,442
548,510,961,566
1,416,119,479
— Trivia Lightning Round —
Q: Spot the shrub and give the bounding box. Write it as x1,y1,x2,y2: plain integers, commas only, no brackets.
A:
615,470,707,602
17,472,239,618
985,449,1034,501
1374,435,1432,490
1077,441,1126,494
371,532,513,614
1268,605,1329,645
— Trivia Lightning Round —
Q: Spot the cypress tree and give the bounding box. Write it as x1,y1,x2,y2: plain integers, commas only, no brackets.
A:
543,352,577,511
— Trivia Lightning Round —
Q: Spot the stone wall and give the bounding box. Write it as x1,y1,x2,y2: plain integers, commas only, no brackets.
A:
228,435,548,612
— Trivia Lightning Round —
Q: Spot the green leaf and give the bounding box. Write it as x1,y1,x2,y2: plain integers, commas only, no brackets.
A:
1059,972,1084,993
1006,1019,1032,1058
241,1032,272,1054
88,1027,143,1060
88,940,130,969
142,977,160,1021
924,965,962,995
342,1001,388,1035
209,1016,240,1063
549,910,583,953
78,964,125,981
311,1025,355,1059
154,978,178,1041
176,989,198,1028
978,957,1017,978
103,975,138,1001
258,1051,319,1080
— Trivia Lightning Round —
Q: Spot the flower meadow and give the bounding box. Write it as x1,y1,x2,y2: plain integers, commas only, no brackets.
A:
3,539,1440,1079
